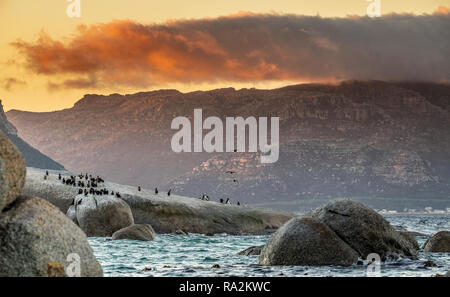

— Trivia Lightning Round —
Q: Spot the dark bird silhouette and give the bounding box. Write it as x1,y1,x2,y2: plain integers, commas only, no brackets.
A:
225,198,230,204
167,189,172,197
58,174,62,180
155,188,158,194
220,198,224,204
138,186,141,192
226,171,236,174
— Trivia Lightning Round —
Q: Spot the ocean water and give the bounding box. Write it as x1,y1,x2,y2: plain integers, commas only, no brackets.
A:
88,215,449,277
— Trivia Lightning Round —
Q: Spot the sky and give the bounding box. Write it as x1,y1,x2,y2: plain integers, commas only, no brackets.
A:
0,0,449,112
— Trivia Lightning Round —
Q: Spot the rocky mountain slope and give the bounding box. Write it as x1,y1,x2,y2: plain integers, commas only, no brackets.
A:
0,100,64,170
6,81,450,211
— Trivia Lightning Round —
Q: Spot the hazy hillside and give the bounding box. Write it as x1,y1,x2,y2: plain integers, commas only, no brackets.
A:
0,101,64,170
6,81,450,211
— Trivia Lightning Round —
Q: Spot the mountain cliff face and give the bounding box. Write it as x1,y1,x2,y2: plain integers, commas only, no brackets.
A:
6,81,450,211
0,100,64,170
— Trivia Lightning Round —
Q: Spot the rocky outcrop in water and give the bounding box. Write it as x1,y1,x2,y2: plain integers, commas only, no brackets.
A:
259,217,359,266
25,167,294,235
259,200,420,267
310,200,418,260
0,131,26,212
112,224,155,241
237,245,264,256
422,231,450,252
393,225,426,248
0,196,103,277
398,232,420,250
125,193,293,235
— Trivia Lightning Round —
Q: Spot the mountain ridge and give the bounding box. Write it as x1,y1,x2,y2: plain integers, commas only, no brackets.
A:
0,100,65,170
6,81,450,211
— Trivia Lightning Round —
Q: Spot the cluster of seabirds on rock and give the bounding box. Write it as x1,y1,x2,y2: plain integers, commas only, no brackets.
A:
43,170,243,206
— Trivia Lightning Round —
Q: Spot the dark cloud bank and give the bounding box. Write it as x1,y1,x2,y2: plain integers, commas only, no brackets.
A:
11,12,450,88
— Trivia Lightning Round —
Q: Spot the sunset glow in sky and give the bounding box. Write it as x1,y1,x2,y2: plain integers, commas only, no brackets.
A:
0,0,449,112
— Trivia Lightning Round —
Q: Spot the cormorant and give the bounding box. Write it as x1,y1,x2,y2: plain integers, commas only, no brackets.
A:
167,189,172,196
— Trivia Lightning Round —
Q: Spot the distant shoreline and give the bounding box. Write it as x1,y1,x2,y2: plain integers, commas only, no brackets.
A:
378,212,450,216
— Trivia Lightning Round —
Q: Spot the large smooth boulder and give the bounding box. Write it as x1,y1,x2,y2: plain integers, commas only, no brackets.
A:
75,195,134,237
67,205,78,225
0,196,103,277
0,131,26,212
422,231,450,252
112,224,155,241
258,217,359,266
311,200,418,260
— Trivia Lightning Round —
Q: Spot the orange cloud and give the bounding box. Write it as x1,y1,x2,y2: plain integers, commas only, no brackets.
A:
11,13,450,89
434,6,449,15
